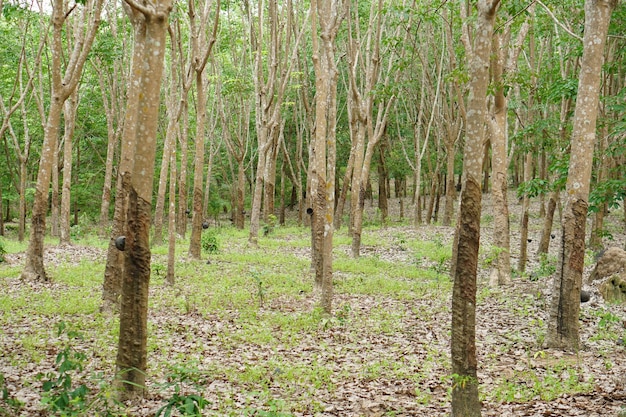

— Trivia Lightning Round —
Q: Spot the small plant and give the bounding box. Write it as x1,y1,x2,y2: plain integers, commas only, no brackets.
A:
429,253,450,280
449,373,477,390
153,262,165,277
70,224,84,240
395,234,407,251
0,238,6,263
155,385,208,417
251,269,266,308
1,373,23,415
482,245,506,268
598,310,621,329
156,363,209,417
335,303,351,325
201,230,219,254
432,233,445,249
262,214,277,236
245,398,292,416
37,322,89,416
529,253,557,281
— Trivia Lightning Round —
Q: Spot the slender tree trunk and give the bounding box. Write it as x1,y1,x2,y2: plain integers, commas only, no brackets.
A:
334,136,355,229
189,68,207,258
60,89,79,245
187,0,220,256
589,127,609,250
451,2,499,416
235,161,246,228
96,61,122,237
377,141,388,223
518,152,533,273
443,139,456,226
538,190,559,255
249,144,268,245
51,140,60,238
153,111,176,245
310,0,341,314
166,142,177,285
177,103,190,237
547,0,616,351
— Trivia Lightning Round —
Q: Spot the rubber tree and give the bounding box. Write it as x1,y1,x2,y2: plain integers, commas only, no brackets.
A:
487,4,534,286
450,1,500,415
248,0,304,246
310,0,344,314
188,0,220,259
113,0,172,400
20,0,104,281
0,6,47,242
345,0,407,257
546,0,617,351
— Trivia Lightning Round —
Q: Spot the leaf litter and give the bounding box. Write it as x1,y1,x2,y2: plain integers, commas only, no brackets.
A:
1,200,626,416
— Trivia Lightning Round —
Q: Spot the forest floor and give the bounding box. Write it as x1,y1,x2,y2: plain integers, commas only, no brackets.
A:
1,192,626,416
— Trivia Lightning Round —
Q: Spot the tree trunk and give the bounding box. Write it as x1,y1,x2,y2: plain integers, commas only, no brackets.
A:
60,89,79,245
538,190,558,255
547,0,616,351
166,143,177,285
188,67,207,259
235,161,246,229
153,101,177,246
518,151,533,273
451,1,500,415
249,144,267,245
377,144,388,224
115,1,171,400
263,135,279,222
177,103,190,237
310,0,341,314
443,140,457,226
95,59,122,237
334,138,355,229
187,0,219,257
102,16,147,313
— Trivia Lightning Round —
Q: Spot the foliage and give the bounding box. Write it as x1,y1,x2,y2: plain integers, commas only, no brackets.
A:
589,179,626,214
156,363,210,417
482,245,507,268
250,268,266,308
529,253,557,281
35,321,122,416
517,178,550,199
201,229,220,254
37,322,89,415
490,362,593,403
262,214,277,236
0,238,5,263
